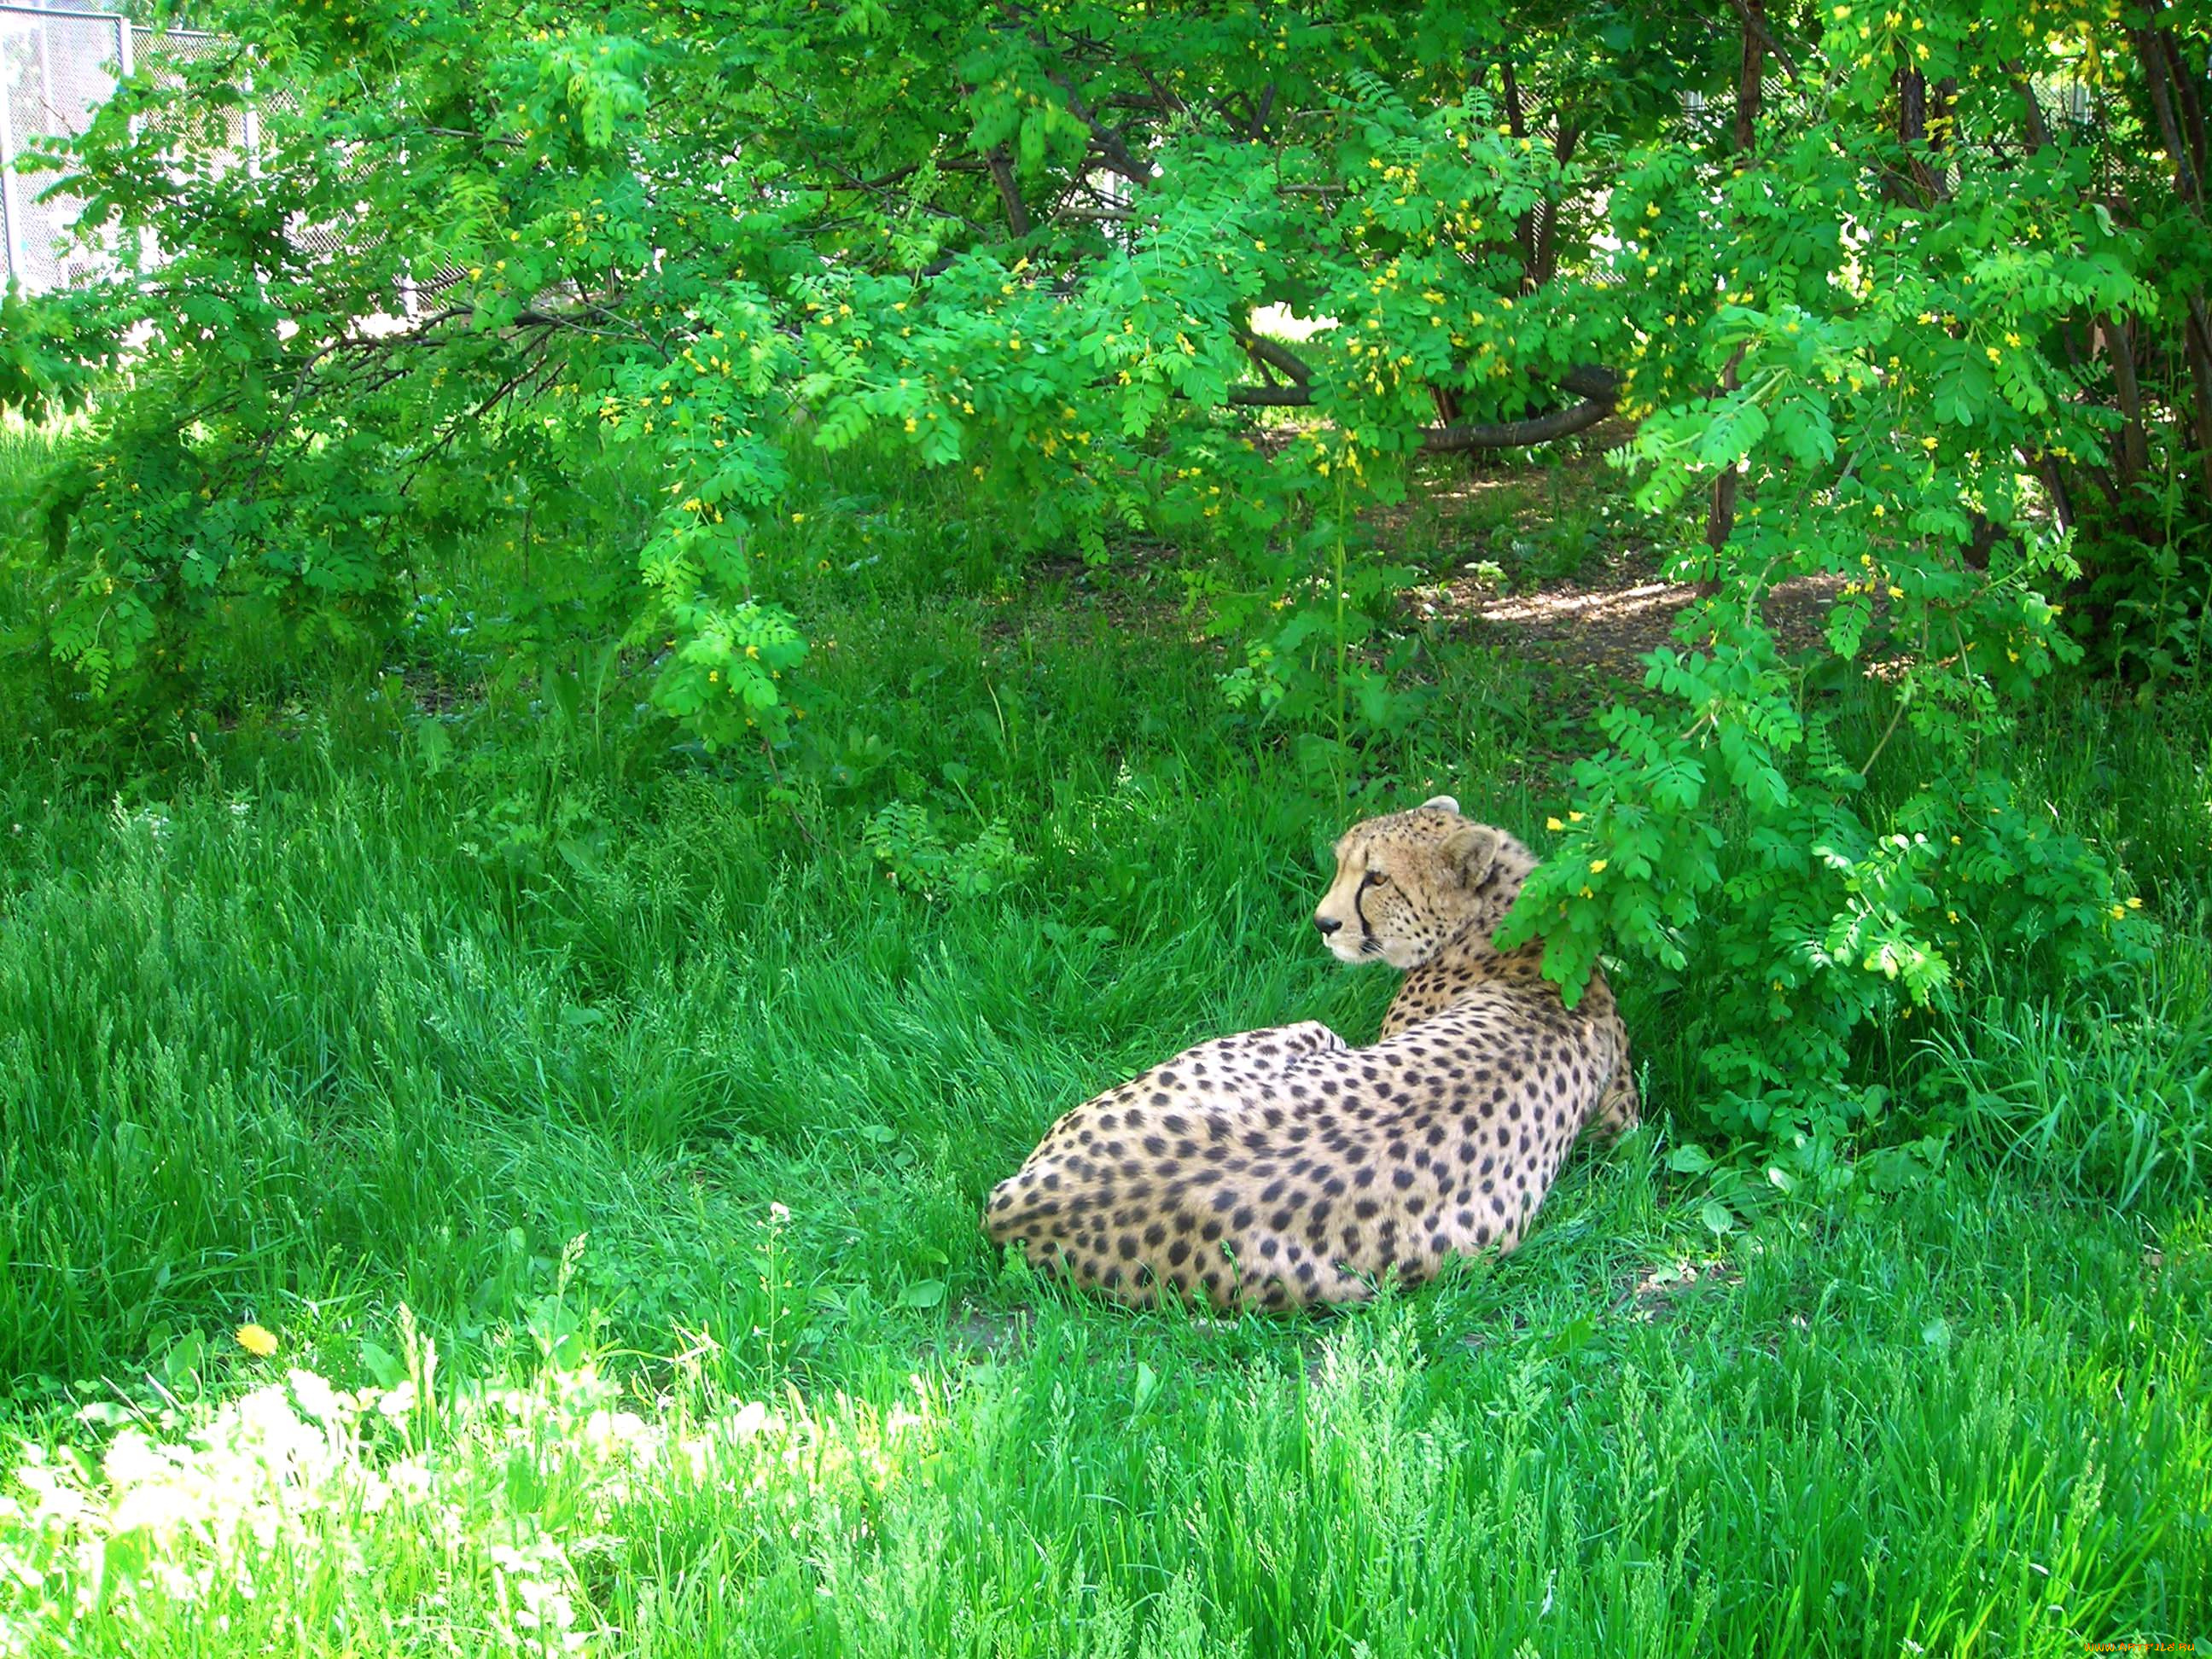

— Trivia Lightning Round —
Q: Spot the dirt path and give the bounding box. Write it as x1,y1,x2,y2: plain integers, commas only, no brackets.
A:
1439,571,1850,677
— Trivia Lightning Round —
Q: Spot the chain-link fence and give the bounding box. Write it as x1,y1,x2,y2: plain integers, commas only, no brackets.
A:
2,0,241,292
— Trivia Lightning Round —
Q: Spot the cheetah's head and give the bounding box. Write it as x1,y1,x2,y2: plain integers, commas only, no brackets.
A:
1312,797,1534,969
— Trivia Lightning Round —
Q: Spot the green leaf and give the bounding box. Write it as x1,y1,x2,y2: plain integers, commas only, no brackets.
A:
1132,1361,1160,1413
358,1339,407,1390
1668,1143,1714,1175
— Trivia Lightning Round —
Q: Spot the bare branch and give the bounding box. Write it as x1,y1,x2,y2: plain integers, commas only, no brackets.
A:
1418,396,1617,452
1050,73,1152,184
1221,347,1621,451
987,148,1032,237
1238,332,1313,385
1723,0,1801,85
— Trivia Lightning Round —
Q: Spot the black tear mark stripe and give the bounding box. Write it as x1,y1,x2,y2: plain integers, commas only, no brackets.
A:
1353,870,1379,940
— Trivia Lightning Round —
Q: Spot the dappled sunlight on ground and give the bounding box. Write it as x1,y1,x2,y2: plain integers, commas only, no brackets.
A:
1442,570,1851,673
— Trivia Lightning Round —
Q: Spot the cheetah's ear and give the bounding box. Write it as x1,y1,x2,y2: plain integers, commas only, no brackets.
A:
1441,821,1499,886
1419,794,1460,815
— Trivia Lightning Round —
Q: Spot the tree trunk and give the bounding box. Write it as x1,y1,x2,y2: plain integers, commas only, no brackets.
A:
1701,5,1767,589
1500,57,1538,291
1732,2,1766,155
2106,311,2151,493
2133,21,2212,500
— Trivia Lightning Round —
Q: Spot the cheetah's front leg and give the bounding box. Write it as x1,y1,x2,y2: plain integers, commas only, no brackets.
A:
1587,1017,1640,1143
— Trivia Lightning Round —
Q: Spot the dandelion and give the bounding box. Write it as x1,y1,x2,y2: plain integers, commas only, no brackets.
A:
236,1324,278,1358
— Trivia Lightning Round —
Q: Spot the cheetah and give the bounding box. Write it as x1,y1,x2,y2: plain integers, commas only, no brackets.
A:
983,797,1638,1311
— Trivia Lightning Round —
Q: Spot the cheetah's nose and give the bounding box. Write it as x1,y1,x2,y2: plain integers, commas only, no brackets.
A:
1314,915,1342,936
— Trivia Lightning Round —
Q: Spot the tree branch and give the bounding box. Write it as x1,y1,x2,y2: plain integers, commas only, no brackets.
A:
1031,50,1151,183
1220,346,1620,450
1238,331,1312,385
986,148,1032,237
1723,0,1801,85
1418,396,1617,451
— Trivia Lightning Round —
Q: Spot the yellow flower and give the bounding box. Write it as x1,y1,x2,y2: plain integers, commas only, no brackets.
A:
236,1324,278,1358
1545,816,1564,831
1588,859,1608,874
2110,904,2126,920
1569,811,1585,823
2127,896,2144,909
791,513,805,523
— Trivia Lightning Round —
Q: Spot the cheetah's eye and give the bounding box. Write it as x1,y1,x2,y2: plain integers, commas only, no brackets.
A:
1361,870,1391,889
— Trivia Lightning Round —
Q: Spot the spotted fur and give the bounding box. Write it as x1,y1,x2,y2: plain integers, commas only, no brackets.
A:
983,799,1639,1311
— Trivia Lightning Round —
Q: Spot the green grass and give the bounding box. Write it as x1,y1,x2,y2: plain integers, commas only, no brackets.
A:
3,448,2210,1654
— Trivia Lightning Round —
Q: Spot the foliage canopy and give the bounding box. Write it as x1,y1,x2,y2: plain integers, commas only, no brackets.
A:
9,0,2209,1149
